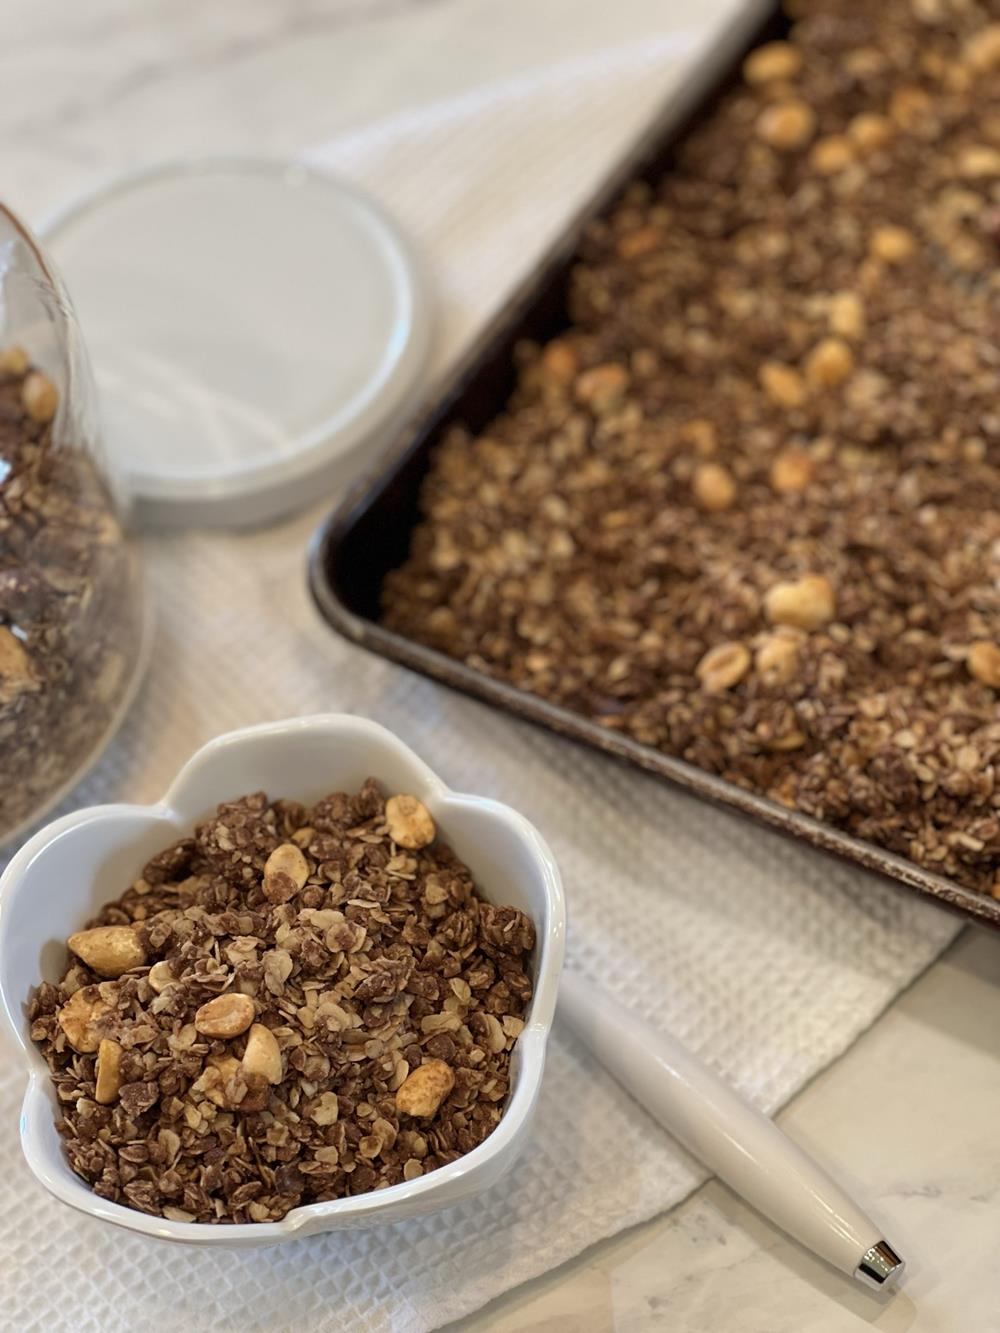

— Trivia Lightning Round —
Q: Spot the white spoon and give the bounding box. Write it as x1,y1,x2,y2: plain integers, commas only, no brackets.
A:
559,969,904,1290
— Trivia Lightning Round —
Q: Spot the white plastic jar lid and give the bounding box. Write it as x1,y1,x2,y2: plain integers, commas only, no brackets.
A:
42,159,432,529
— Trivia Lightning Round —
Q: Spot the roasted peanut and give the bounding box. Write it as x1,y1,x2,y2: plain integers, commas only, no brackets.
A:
759,361,807,409
869,225,917,264
194,992,255,1038
540,340,578,386
692,462,736,513
764,575,835,631
696,642,750,693
743,41,802,86
755,630,803,686
809,135,854,175
769,447,815,494
765,727,807,752
21,371,58,423
395,1059,455,1118
56,985,111,1053
756,98,816,151
95,1038,124,1104
68,926,146,978
242,1023,283,1084
848,113,894,152
264,842,309,891
963,24,1000,74
308,1091,341,1126
385,794,436,849
827,291,865,341
804,337,854,389
968,641,1000,688
958,146,1000,179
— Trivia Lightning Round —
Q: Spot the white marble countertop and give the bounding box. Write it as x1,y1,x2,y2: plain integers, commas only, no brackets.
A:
3,2,998,1328
465,929,1000,1332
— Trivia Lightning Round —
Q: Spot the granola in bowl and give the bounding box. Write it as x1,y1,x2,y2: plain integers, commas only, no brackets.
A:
28,780,535,1225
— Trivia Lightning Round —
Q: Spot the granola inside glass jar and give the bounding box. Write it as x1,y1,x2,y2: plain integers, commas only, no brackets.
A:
0,202,146,845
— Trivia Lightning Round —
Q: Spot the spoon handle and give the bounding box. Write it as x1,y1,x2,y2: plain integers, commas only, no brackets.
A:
558,969,903,1289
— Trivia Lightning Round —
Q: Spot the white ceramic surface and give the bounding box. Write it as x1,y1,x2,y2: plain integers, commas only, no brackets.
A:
0,714,565,1246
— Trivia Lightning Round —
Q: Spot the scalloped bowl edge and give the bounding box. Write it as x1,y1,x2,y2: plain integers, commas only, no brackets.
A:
0,714,566,1247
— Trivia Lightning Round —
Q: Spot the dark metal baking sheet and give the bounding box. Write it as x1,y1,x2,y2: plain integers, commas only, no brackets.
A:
308,1,1000,932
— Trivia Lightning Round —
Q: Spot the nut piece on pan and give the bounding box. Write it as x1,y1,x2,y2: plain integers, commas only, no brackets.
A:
827,291,866,341
743,41,802,86
385,795,436,850
963,24,1000,74
395,1058,455,1118
755,631,803,687
756,99,816,152
194,992,256,1038
869,225,917,264
848,113,894,153
759,361,807,409
696,642,751,694
804,337,854,390
764,575,835,632
95,1038,124,1104
809,135,854,175
692,463,736,513
68,926,147,978
967,641,1000,688
769,447,814,494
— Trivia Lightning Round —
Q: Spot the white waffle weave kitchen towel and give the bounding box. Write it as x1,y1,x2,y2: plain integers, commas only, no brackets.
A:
0,3,960,1330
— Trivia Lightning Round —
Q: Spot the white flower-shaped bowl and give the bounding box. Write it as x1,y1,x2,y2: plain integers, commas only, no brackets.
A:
0,714,566,1247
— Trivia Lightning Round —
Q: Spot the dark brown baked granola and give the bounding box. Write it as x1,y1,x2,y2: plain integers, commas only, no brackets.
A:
383,0,1000,895
28,781,534,1224
0,349,142,840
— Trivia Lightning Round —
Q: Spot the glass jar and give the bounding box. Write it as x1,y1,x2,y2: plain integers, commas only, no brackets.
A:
0,202,146,845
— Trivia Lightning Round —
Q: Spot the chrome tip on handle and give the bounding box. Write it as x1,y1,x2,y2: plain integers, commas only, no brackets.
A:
855,1241,905,1290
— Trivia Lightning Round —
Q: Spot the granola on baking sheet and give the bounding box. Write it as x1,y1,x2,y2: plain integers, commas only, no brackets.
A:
383,0,1000,894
